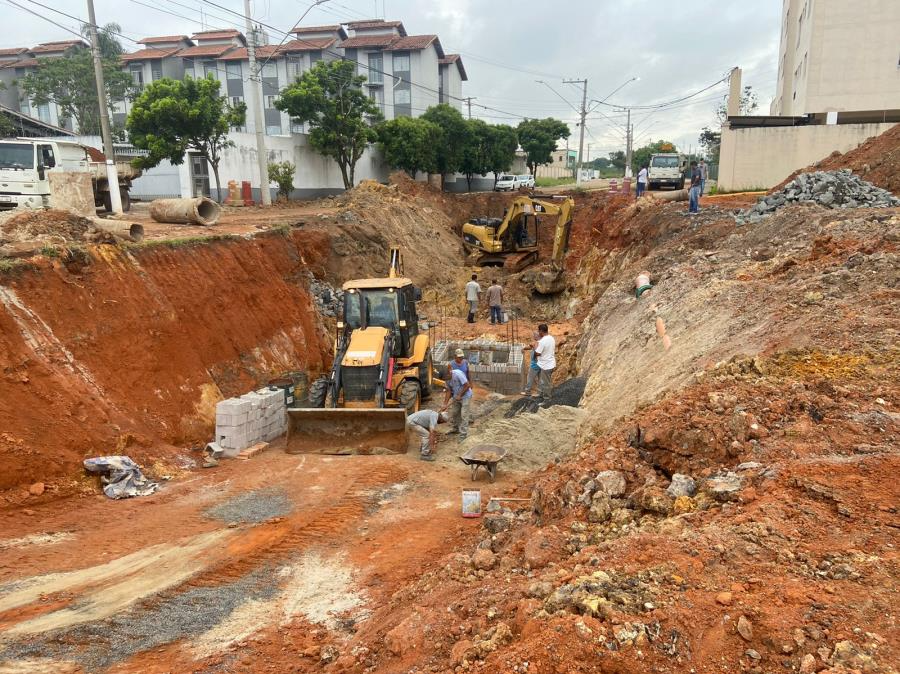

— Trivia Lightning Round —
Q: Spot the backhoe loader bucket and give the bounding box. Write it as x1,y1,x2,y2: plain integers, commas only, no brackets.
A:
285,408,409,455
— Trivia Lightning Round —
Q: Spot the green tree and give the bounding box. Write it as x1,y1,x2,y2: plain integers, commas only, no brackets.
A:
631,139,679,173
276,60,380,189
516,118,570,175
80,22,125,59
376,116,440,177
459,118,493,192
420,104,469,185
127,76,246,202
484,124,518,186
608,150,626,171
19,25,133,135
268,161,296,200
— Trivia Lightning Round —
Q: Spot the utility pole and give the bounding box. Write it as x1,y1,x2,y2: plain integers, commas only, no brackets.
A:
462,96,476,119
244,0,271,206
624,108,633,179
86,0,122,214
563,78,587,186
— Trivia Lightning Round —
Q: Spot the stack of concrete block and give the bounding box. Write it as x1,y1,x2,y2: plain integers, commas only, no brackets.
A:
215,387,287,453
434,340,525,395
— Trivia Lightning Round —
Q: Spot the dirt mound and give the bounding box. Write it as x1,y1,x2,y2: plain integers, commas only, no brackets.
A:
0,209,93,245
773,122,900,195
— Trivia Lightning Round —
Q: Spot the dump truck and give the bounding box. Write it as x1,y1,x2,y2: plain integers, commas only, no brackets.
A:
461,195,574,273
0,138,139,212
646,152,686,191
286,247,436,455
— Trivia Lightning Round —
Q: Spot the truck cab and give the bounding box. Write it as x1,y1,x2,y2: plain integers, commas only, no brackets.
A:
0,139,137,211
647,153,686,191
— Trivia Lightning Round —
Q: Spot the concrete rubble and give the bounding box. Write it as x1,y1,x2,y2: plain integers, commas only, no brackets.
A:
735,169,899,224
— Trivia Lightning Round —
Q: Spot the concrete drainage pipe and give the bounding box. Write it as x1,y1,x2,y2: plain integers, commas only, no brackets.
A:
149,197,221,226
89,218,144,242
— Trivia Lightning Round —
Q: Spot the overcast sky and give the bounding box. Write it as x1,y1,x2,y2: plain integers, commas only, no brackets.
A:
3,0,782,159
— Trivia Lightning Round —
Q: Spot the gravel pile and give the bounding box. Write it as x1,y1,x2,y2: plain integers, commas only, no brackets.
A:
735,170,899,225
308,274,343,317
505,377,586,417
204,487,293,524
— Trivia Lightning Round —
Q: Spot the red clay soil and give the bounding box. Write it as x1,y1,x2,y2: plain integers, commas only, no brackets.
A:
773,122,900,195
0,230,330,496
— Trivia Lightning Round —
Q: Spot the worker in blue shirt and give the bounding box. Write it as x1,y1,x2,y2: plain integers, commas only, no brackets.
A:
440,365,473,440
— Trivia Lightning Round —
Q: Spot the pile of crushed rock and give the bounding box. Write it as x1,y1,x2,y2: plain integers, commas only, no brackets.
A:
735,169,899,225
307,274,343,317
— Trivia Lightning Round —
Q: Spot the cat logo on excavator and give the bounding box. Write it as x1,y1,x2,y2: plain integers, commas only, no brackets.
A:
286,247,437,455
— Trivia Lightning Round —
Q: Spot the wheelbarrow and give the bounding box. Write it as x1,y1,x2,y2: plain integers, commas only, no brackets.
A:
459,444,507,483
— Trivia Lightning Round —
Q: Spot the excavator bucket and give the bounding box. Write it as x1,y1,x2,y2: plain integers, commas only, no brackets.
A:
285,408,409,455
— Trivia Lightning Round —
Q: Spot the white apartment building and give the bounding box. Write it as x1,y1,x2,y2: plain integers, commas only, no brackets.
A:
770,0,900,116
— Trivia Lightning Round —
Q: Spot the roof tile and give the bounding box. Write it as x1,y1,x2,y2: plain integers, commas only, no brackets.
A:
340,34,397,49
0,48,29,57
138,35,192,45
121,47,182,62
180,44,237,58
346,19,407,36
31,40,86,54
191,29,242,39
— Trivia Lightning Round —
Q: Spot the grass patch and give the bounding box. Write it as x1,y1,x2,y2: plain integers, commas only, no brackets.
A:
128,234,242,250
40,245,60,258
0,257,36,274
535,176,576,187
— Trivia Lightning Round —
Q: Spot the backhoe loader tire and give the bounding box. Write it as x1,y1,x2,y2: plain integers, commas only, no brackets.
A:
307,377,330,407
419,354,433,401
399,380,421,414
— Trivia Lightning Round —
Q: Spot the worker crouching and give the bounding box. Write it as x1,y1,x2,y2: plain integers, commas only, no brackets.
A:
406,409,448,461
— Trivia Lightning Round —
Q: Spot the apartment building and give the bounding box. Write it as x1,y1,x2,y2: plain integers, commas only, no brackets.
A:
0,40,88,130
771,0,900,116
114,35,194,126
341,19,466,119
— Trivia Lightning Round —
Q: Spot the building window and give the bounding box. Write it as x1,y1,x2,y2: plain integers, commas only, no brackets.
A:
369,87,384,112
261,61,277,80
265,95,279,109
368,52,383,84
37,102,50,123
291,119,304,133
130,65,144,89
266,124,282,135
231,96,243,108
287,56,302,80
226,62,241,80
151,61,163,81
394,88,410,105
392,52,409,73
184,63,195,79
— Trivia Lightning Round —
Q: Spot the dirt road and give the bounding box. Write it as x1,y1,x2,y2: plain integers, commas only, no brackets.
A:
0,439,526,672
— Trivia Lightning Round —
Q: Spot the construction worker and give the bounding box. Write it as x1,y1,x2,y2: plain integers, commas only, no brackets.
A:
688,161,701,214
406,409,447,461
699,159,708,195
520,330,541,396
534,323,556,403
486,279,504,325
465,273,481,323
450,348,470,378
441,365,472,440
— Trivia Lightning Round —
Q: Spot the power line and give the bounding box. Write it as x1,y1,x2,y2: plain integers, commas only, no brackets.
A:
4,0,87,40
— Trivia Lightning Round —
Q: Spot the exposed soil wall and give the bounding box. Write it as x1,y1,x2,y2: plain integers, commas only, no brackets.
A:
0,232,330,493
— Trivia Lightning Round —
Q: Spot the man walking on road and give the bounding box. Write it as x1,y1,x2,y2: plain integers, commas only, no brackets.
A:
486,279,503,324
699,159,708,195
406,409,447,461
636,164,648,198
441,366,473,440
534,323,556,403
465,274,481,323
688,161,701,214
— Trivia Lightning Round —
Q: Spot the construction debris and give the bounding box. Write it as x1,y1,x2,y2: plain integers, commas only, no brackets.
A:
735,169,899,224
82,456,159,499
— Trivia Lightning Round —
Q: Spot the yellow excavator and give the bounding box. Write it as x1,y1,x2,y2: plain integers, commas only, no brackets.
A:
286,247,435,455
461,196,575,282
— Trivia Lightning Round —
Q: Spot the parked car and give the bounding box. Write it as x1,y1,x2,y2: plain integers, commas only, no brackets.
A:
494,174,518,191
517,174,535,189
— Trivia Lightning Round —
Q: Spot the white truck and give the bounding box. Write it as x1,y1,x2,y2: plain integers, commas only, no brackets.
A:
646,153,686,191
0,138,139,212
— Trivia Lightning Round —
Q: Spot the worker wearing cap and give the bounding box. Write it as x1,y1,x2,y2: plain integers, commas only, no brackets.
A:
441,366,473,440
449,348,469,379
406,409,447,461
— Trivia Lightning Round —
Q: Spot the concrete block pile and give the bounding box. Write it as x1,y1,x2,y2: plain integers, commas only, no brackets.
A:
215,387,288,453
735,169,899,225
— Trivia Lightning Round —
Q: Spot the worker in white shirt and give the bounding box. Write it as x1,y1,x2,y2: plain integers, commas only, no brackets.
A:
464,273,481,324
636,164,648,198
534,322,556,403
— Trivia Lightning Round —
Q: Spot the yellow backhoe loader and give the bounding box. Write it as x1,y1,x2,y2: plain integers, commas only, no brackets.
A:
286,247,435,455
461,196,575,279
